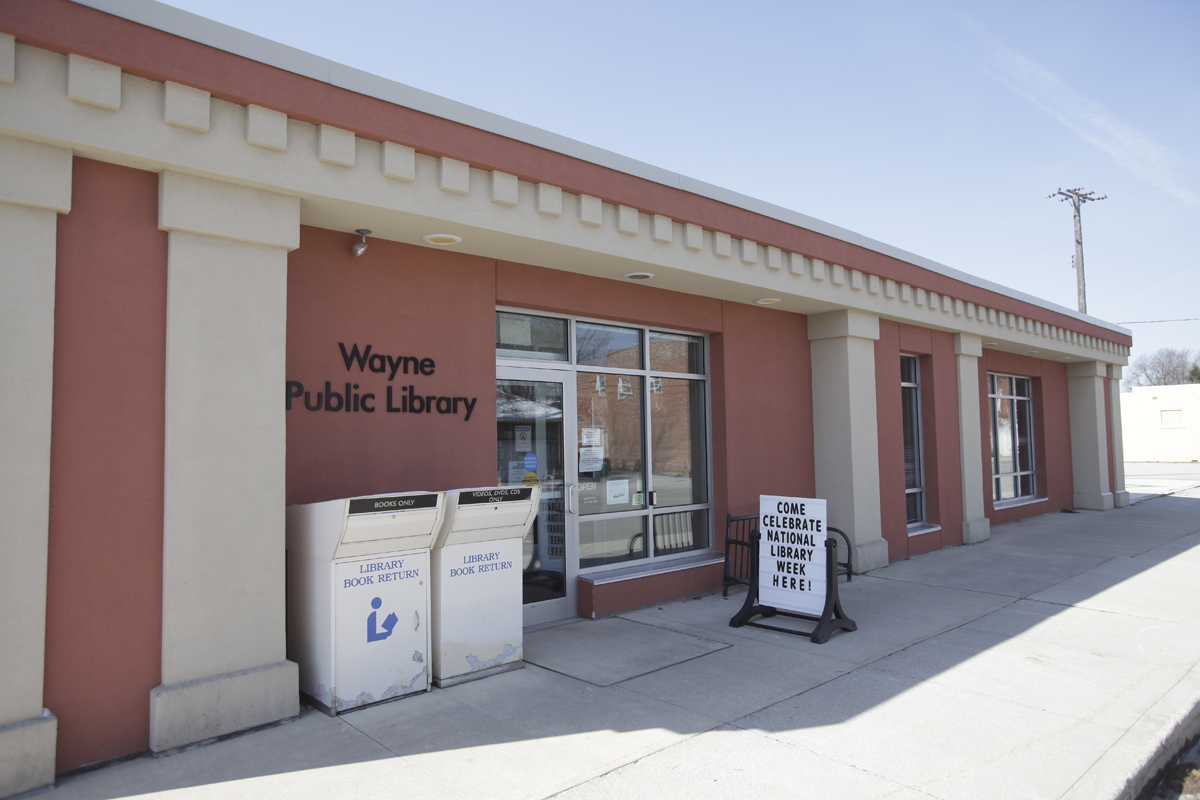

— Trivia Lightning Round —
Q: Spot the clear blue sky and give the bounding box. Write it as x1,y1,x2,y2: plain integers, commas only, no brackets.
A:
162,0,1200,368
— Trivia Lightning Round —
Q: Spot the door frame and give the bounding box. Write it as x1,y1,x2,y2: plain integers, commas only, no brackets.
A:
496,365,580,626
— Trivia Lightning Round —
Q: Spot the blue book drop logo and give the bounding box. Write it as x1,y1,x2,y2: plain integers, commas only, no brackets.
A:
367,597,398,642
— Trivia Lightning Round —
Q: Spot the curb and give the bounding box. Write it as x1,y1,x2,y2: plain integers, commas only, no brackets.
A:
1063,660,1200,800
1129,484,1200,505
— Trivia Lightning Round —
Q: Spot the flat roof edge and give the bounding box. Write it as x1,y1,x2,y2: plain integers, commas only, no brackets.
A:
71,0,1129,338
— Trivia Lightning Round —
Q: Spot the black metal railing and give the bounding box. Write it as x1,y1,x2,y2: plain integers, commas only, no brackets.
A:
722,513,758,596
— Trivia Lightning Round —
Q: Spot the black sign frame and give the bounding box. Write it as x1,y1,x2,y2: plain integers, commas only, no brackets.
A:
729,531,856,644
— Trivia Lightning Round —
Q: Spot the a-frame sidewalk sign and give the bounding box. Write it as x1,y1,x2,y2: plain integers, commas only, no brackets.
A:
729,495,856,644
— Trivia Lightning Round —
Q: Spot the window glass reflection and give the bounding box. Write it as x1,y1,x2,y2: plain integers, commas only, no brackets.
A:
496,379,566,604
649,331,703,374
988,372,1036,504
496,312,568,361
650,378,707,507
577,373,645,515
576,322,642,369
580,517,645,569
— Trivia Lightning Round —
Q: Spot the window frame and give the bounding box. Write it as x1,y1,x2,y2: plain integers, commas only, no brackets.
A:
496,307,713,571
988,372,1037,505
900,355,927,533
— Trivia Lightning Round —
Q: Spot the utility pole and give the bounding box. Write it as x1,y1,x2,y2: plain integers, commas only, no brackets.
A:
1049,187,1106,314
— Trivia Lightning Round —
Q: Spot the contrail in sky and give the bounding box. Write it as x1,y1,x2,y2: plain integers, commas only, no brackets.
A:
963,16,1199,218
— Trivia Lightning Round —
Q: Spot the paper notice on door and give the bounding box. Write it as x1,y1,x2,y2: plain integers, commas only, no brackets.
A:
508,462,527,483
606,479,629,505
515,425,532,452
581,427,603,447
579,446,604,473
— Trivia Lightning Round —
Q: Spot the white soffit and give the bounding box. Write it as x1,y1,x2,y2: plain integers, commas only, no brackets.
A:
71,0,1128,338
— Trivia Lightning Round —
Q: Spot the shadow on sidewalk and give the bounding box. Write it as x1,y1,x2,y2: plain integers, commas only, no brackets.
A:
53,494,1200,800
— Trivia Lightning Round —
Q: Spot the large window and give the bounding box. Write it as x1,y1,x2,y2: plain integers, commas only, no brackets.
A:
497,312,711,572
900,356,925,530
988,373,1036,503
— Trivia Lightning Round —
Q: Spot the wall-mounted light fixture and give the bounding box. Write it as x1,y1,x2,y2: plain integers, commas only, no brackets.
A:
352,229,371,257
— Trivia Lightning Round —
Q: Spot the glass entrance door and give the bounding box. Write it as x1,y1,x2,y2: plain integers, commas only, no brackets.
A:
496,369,577,626
496,311,713,625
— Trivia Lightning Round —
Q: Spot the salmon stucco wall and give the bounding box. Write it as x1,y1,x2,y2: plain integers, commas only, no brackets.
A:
286,229,496,504
876,322,964,561
712,302,814,531
495,262,723,335
45,159,167,772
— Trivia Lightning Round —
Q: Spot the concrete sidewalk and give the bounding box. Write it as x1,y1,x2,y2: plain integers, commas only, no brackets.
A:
45,488,1200,800
1125,463,1200,504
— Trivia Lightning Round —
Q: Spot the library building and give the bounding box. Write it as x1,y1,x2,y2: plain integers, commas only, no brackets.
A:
0,1,1133,795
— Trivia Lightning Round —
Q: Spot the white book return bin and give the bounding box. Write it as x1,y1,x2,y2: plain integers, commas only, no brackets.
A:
286,491,446,715
431,486,540,687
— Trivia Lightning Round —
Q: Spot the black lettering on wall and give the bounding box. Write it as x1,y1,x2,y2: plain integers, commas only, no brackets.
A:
408,385,425,414
325,381,344,412
286,381,303,410
287,345,475,420
339,343,371,372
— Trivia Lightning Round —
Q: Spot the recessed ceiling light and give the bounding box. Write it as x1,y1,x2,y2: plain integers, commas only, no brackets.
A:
983,342,999,347
1057,357,1072,361
755,298,782,305
1021,350,1038,355
623,272,654,281
423,233,462,246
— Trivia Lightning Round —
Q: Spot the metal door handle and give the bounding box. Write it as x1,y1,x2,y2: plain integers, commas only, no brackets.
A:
567,483,578,514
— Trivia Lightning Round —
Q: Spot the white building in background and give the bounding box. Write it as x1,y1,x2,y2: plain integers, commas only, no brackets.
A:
1121,385,1200,462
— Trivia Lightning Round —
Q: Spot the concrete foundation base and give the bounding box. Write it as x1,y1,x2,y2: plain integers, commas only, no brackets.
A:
0,711,56,799
962,517,992,544
150,660,298,753
1114,490,1131,508
853,538,890,573
1074,491,1115,511
433,661,524,689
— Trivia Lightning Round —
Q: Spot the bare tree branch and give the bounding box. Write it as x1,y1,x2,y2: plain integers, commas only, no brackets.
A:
1124,347,1199,388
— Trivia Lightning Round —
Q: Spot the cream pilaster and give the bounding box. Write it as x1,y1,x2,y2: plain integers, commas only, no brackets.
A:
0,136,70,797
151,171,300,753
1109,365,1130,508
1066,361,1114,511
808,309,888,571
954,334,991,543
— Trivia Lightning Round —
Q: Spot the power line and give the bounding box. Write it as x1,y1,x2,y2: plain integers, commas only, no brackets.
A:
1117,318,1200,324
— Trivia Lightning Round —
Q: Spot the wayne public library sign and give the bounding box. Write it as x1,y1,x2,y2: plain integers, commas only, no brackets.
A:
286,343,479,421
